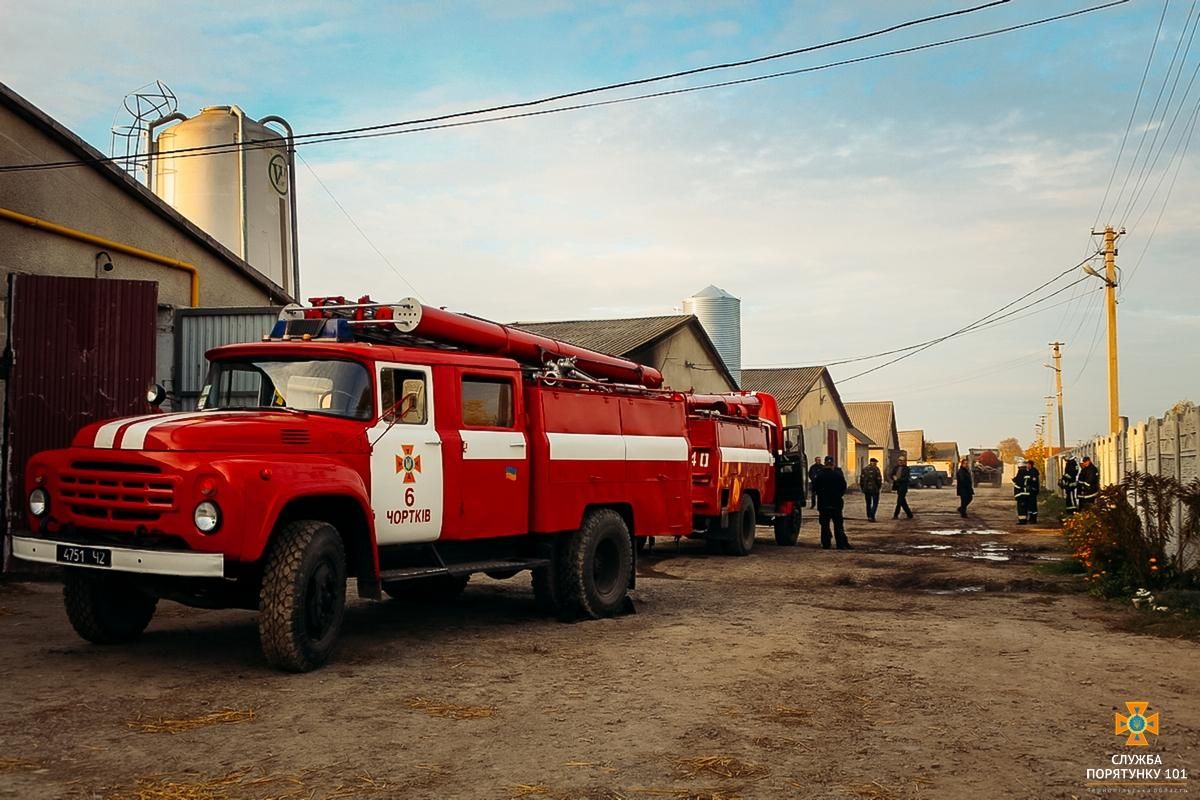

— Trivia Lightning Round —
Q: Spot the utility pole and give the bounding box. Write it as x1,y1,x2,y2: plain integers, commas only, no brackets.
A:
1048,342,1066,451
1088,226,1124,434
1045,396,1056,453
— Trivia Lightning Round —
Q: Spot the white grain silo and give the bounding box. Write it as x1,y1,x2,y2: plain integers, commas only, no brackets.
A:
683,285,741,385
149,106,298,294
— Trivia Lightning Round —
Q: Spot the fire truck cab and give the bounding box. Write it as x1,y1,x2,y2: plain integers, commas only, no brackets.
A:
13,297,709,671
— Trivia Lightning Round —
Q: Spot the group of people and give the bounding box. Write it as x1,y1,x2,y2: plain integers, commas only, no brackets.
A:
804,450,1100,548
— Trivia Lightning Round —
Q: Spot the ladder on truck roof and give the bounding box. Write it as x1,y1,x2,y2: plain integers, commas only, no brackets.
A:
271,295,667,389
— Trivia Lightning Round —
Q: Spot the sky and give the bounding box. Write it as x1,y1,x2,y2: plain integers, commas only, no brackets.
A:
2,0,1197,449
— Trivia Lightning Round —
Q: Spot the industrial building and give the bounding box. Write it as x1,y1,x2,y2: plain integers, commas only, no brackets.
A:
0,82,292,548
682,285,740,385
845,401,901,478
739,366,870,483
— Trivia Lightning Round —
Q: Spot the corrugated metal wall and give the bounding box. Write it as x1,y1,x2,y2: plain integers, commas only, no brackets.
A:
3,275,157,533
174,307,279,409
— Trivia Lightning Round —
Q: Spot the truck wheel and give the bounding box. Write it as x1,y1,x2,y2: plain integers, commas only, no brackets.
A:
63,569,157,644
723,497,757,556
258,520,347,673
556,509,633,621
383,575,469,602
773,507,802,546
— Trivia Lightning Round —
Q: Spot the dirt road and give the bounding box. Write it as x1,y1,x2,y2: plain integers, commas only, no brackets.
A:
0,486,1196,799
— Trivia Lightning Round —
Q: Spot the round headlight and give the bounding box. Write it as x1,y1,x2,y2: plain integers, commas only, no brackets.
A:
194,501,221,533
29,488,48,517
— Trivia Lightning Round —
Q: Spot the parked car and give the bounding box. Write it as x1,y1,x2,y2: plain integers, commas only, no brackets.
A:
909,463,944,488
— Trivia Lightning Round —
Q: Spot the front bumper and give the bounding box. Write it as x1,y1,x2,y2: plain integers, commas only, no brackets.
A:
11,536,225,578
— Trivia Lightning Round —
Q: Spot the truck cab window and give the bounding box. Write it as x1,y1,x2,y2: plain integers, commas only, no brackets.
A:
461,377,514,428
381,369,427,424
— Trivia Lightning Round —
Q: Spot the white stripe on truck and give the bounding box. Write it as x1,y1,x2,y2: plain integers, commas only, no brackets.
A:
547,433,688,462
719,447,773,465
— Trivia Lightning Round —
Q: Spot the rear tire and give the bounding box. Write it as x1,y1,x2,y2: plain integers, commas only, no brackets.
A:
556,509,633,620
258,520,347,673
383,574,469,602
773,506,802,546
723,497,757,556
63,569,157,644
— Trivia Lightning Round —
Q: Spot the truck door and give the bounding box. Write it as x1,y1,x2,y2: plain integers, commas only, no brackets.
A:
451,370,529,538
370,363,443,544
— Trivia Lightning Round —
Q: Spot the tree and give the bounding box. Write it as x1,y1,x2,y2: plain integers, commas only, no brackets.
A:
998,437,1024,463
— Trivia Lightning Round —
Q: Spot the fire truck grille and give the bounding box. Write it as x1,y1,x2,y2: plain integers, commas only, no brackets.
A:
61,462,177,521
280,429,311,445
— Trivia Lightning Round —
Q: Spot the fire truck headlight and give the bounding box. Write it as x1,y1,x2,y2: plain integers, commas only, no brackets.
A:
29,488,49,517
193,501,221,534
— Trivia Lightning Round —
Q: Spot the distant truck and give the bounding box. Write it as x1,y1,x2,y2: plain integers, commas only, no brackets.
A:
969,448,1003,487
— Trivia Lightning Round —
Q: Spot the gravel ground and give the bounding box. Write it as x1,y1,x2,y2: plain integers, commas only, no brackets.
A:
0,486,1196,800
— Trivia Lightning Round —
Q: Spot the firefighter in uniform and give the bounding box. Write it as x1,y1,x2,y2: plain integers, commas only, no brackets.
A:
1058,456,1080,516
813,456,851,549
1077,456,1100,511
808,457,824,509
1013,458,1040,524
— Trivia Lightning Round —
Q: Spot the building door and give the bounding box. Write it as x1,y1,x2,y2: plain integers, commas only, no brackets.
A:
827,429,839,462
3,275,158,535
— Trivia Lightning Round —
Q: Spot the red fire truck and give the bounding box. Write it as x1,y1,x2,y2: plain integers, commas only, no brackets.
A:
12,297,801,671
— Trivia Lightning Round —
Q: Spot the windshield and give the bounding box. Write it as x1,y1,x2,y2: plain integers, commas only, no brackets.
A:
200,358,373,419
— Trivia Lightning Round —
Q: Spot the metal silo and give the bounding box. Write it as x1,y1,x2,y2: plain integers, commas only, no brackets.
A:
683,285,741,385
148,106,299,295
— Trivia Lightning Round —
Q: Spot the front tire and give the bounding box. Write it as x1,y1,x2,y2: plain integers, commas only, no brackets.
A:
63,569,157,644
723,496,757,556
773,506,802,546
556,509,633,620
258,520,347,673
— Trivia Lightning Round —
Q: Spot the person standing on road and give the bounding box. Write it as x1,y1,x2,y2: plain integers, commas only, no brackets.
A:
1059,456,1080,516
1077,456,1100,511
891,456,913,519
1013,459,1041,524
813,455,851,549
955,457,974,518
859,457,883,522
808,457,824,509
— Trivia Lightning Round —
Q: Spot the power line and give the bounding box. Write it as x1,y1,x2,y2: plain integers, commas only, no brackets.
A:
296,153,422,299
1092,0,1172,228
0,0,1128,175
1109,0,1199,221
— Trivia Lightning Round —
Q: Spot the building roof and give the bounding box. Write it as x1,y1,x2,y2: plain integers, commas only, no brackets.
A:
845,401,899,451
511,314,738,389
0,81,292,304
739,367,824,409
740,366,872,443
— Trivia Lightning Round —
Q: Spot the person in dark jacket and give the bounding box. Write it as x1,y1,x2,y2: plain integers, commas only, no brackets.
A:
812,455,851,549
1013,459,1041,524
807,457,824,509
859,457,883,522
1059,456,1080,516
891,456,913,519
955,457,974,518
1077,456,1100,510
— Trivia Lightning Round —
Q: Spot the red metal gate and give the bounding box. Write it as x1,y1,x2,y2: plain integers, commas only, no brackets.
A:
3,275,157,533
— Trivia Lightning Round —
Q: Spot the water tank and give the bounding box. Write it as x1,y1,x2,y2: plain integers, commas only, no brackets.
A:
683,285,741,385
150,106,297,294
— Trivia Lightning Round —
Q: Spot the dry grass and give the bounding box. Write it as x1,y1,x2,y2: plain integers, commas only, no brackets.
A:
404,696,496,720
837,778,933,799
764,705,813,725
126,708,256,734
509,784,552,797
672,756,767,780
108,769,396,800
0,757,40,771
751,735,811,752
627,789,742,800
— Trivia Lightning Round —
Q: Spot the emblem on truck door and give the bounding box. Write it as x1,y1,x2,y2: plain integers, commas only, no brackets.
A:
395,444,423,484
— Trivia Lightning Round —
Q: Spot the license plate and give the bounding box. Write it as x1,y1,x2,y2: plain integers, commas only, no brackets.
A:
56,544,112,568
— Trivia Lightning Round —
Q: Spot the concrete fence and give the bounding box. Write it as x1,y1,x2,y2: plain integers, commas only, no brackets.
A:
1045,402,1199,554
